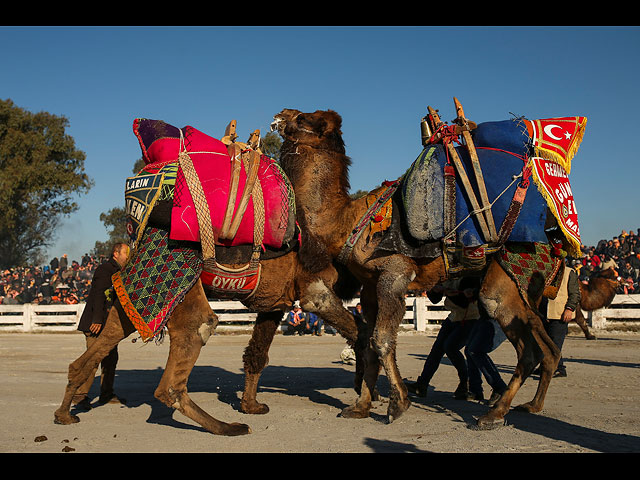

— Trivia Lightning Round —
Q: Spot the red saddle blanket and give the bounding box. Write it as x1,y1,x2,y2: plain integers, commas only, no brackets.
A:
133,118,296,249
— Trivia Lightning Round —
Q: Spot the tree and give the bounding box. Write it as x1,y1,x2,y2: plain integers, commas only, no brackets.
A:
350,189,368,199
0,99,93,268
261,131,282,162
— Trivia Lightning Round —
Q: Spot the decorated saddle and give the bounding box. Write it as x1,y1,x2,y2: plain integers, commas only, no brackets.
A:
114,118,298,342
379,100,586,298
131,118,296,250
400,115,585,255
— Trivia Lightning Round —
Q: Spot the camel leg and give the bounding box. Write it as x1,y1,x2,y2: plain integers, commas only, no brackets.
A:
340,284,380,419
298,276,366,393
342,257,413,422
512,317,560,413
370,260,413,423
241,310,281,414
476,260,560,429
154,282,251,436
54,306,128,425
574,307,596,340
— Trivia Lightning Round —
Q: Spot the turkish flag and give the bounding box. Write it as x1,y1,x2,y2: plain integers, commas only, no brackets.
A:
525,117,587,174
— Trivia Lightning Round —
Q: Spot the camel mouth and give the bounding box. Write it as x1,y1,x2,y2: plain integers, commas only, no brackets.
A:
270,116,284,134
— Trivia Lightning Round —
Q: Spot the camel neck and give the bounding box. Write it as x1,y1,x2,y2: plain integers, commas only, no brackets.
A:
280,143,359,248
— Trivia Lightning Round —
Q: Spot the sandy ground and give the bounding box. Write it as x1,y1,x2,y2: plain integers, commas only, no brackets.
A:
1,328,639,454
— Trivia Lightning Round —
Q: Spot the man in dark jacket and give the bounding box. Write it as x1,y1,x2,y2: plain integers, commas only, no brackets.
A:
72,243,129,410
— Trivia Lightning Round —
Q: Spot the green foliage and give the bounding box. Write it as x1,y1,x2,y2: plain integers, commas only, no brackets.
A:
349,189,368,199
261,131,282,162
92,207,129,257
0,99,93,268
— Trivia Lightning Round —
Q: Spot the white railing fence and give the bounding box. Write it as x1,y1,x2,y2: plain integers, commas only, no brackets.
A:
1,295,639,334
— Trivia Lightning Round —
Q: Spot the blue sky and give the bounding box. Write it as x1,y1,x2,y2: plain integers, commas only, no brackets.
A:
2,25,639,263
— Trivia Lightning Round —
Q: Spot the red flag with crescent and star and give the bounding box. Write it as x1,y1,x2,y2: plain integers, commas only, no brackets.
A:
525,117,587,174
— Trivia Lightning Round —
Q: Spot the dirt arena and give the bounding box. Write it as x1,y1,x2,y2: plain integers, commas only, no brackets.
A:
1,328,639,453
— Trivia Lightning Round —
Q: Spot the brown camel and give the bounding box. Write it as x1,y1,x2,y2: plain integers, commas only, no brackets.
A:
54,131,367,436
574,267,621,340
270,108,579,429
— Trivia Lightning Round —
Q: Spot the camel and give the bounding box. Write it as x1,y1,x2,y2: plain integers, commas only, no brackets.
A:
54,125,367,436
574,267,622,340
269,107,584,429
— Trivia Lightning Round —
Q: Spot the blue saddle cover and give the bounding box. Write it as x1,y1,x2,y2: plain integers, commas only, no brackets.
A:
401,118,548,246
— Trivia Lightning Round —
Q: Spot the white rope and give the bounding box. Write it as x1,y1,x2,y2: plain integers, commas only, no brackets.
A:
177,127,234,158
444,171,524,241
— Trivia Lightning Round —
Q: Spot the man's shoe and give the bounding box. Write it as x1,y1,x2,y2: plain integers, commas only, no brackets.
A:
453,381,469,400
487,389,504,407
553,369,567,378
404,380,427,398
466,391,484,402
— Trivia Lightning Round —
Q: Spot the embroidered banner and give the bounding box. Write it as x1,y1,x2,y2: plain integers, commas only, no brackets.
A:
125,172,165,249
200,263,261,299
525,117,587,174
530,157,581,256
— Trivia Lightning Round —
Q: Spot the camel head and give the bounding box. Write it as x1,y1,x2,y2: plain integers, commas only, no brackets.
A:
271,108,345,153
580,267,622,310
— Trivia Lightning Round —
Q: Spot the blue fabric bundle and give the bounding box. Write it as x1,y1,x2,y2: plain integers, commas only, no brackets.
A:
401,118,548,246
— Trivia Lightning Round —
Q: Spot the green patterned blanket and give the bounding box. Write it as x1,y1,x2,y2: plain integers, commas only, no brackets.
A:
112,226,202,342
497,242,563,304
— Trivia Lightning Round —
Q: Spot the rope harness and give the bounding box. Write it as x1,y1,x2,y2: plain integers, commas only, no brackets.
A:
177,123,265,299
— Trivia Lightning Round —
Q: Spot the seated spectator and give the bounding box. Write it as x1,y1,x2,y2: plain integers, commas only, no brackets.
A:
627,252,640,278
307,312,324,336
607,237,624,263
600,252,618,274
285,303,308,336
2,289,15,304
582,250,601,270
619,260,638,285
578,264,592,283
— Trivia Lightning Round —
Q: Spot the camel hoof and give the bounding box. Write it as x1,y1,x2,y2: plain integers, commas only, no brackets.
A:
387,398,411,423
54,412,80,425
241,401,270,415
474,414,506,430
223,422,252,436
514,402,542,414
340,404,370,419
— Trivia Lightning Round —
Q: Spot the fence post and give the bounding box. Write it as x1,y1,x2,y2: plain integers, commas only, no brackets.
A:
413,297,428,331
23,303,32,332
588,309,606,330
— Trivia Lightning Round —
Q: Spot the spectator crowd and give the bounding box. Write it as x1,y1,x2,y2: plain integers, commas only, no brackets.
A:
1,227,639,306
570,229,640,294
0,253,105,305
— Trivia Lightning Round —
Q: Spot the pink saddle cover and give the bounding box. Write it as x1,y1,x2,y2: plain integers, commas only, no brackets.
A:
133,119,294,249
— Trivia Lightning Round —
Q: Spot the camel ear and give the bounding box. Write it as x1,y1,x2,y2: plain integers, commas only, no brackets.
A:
323,110,342,135
297,110,342,137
